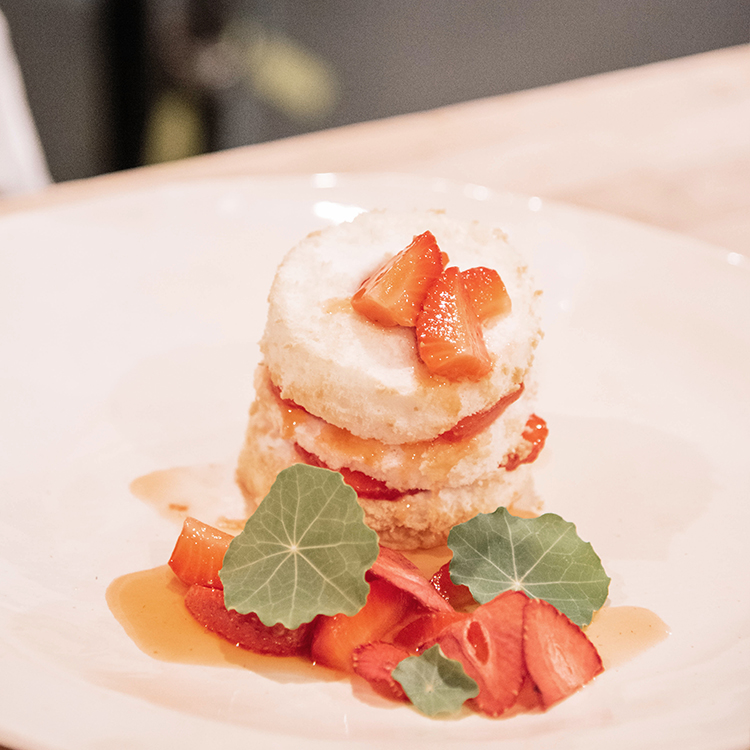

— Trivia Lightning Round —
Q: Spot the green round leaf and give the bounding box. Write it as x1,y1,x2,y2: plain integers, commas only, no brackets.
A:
220,464,379,629
392,645,479,716
447,507,610,626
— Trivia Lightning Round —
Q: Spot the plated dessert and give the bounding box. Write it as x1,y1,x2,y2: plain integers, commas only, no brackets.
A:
236,210,547,549
115,208,659,720
159,210,608,718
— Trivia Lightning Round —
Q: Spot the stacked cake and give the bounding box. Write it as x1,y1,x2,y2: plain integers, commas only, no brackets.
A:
236,210,546,549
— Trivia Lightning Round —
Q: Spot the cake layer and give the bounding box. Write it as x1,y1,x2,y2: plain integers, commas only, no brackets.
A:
235,410,541,550
358,469,541,549
251,364,537,492
261,210,543,444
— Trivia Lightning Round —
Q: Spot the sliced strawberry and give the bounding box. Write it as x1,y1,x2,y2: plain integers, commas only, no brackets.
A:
335,467,406,501
429,562,477,611
168,517,233,589
416,267,492,381
431,590,528,717
310,578,415,672
512,673,544,713
393,611,470,654
438,384,524,443
352,641,411,701
293,445,418,501
523,597,603,708
184,584,316,657
460,266,511,321
351,231,448,327
369,547,455,613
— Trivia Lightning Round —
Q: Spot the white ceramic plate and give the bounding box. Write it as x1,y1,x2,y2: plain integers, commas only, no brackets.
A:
1,174,748,750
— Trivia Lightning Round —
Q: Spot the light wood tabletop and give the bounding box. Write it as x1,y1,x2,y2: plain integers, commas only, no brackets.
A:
2,43,748,253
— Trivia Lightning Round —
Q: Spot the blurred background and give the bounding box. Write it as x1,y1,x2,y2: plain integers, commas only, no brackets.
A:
2,0,749,183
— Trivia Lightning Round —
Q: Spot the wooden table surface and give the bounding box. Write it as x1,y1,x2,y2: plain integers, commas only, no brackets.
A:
2,43,748,253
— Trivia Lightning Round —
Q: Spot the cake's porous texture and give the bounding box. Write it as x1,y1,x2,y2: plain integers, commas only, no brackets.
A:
249,364,537,492
261,210,543,444
236,391,542,550
237,209,546,550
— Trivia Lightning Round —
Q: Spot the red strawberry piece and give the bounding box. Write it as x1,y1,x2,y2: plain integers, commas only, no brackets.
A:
334,467,407,501
416,267,492,381
460,266,512,321
352,641,411,701
393,611,470,655
369,547,455,613
429,562,477,611
523,597,603,708
438,384,524,443
431,590,528,717
294,444,418,501
184,585,316,657
310,578,415,673
351,231,448,327
502,414,549,471
512,673,544,713
168,517,233,589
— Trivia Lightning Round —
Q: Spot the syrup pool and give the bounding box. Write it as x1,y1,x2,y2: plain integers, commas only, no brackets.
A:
106,565,338,682
106,564,668,703
120,463,669,697
129,462,246,532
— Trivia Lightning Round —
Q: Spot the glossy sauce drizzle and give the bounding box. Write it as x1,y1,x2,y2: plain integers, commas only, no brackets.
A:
122,446,668,701
106,565,335,681
269,374,537,493
585,605,670,670
108,562,668,684
502,414,549,472
129,463,246,533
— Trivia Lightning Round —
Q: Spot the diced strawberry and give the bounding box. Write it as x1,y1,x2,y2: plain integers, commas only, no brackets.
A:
310,578,415,672
168,517,233,589
429,562,477,611
352,641,411,701
438,384,524,443
351,231,448,327
184,584,316,657
416,267,492,381
431,590,528,717
393,611,470,654
523,597,603,708
294,445,417,501
369,547,455,613
460,266,512,321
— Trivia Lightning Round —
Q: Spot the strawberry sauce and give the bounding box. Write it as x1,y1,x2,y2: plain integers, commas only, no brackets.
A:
269,379,525,445
294,445,419,501
269,377,546,500
502,415,549,472
107,566,669,703
438,385,524,443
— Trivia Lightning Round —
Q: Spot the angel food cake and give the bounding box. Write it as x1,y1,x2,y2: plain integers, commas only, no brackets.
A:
236,210,547,549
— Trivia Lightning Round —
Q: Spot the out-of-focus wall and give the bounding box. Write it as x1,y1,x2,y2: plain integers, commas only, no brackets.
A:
1,0,147,181
192,0,750,153
3,0,749,182
1,0,115,181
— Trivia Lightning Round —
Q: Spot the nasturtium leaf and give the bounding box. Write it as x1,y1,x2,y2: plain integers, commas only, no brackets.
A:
220,464,379,629
392,645,479,716
447,507,610,627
